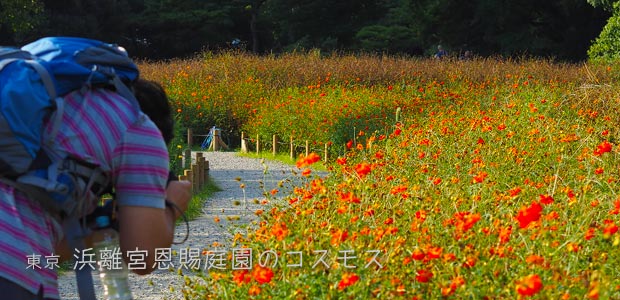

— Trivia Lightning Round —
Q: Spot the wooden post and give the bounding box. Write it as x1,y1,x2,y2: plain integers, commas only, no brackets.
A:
203,160,209,186
241,132,248,153
272,134,277,156
290,136,294,159
179,175,188,181
187,128,193,148
191,164,199,192
256,134,260,154
183,149,191,169
324,143,329,162
212,129,221,151
305,140,309,156
196,152,204,189
184,169,194,193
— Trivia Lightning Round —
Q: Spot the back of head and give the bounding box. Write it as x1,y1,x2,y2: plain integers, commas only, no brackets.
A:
132,79,174,145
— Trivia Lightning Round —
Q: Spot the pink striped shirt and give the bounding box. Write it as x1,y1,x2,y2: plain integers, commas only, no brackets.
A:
0,88,169,299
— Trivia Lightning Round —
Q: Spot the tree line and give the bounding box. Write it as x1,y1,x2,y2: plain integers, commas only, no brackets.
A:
0,0,614,61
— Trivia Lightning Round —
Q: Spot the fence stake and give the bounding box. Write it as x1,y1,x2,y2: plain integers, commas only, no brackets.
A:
183,149,191,169
184,169,194,193
272,135,277,156
241,131,247,153
256,134,260,154
187,128,193,148
324,143,329,162
191,164,198,193
290,136,294,159
305,140,309,156
196,152,204,189
203,159,209,186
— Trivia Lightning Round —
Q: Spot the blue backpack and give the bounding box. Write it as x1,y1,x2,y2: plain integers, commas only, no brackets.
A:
0,36,140,300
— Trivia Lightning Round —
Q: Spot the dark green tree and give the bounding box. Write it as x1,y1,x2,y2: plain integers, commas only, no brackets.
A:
262,0,387,52
125,0,237,58
588,1,620,61
0,0,45,44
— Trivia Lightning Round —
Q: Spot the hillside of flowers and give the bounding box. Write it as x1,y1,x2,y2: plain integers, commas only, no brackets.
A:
140,53,620,299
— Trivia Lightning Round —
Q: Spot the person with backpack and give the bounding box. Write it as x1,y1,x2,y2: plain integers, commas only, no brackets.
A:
0,37,191,300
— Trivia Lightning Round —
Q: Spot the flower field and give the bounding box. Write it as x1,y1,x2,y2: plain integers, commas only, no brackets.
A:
141,53,620,299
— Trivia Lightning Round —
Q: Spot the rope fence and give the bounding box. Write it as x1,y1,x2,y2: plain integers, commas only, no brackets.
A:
239,132,347,163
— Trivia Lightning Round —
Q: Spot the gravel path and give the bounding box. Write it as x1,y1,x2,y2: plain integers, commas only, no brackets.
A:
58,151,300,300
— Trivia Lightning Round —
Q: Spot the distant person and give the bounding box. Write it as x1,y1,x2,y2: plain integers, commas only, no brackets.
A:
460,50,473,60
434,45,448,59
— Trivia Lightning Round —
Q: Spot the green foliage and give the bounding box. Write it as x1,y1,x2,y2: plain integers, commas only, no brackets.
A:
355,25,421,54
0,0,45,42
589,3,620,61
587,0,617,11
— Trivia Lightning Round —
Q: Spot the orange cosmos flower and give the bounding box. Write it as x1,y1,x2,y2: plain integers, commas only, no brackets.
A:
248,285,261,296
331,229,348,245
585,227,596,240
337,272,360,290
454,212,481,233
498,225,513,244
233,269,251,286
473,171,488,183
609,200,620,215
338,191,360,204
296,152,321,168
516,274,543,296
252,265,274,284
271,222,289,241
390,185,408,195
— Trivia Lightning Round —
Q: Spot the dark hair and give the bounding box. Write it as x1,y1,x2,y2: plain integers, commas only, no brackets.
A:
132,79,174,145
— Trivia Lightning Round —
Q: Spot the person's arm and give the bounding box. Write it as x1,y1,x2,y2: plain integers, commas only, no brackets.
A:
117,180,191,275
53,180,191,266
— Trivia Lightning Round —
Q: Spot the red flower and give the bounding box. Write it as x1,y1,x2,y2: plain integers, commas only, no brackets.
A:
516,201,542,229
355,163,372,177
594,141,612,156
539,194,554,205
411,248,425,261
508,187,522,197
603,221,618,239
337,272,360,290
516,274,543,296
416,269,433,283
